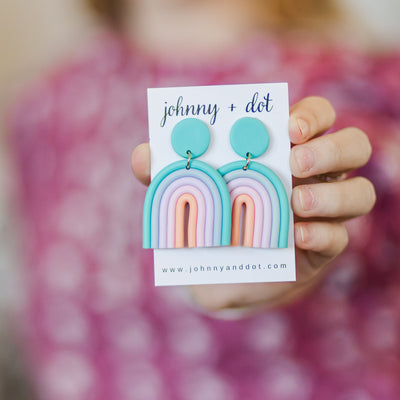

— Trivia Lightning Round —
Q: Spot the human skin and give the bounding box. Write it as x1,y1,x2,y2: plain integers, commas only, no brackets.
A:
132,97,375,311
123,0,263,60
129,1,376,311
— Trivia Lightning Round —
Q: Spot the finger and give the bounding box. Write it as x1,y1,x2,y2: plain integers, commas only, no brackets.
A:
290,127,372,178
295,221,349,261
131,143,151,186
292,177,376,219
289,96,336,144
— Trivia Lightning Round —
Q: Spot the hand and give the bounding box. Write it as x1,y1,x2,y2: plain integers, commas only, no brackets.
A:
131,96,376,312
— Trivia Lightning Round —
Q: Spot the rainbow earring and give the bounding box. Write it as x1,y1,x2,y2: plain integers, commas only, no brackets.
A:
143,118,231,249
219,117,289,248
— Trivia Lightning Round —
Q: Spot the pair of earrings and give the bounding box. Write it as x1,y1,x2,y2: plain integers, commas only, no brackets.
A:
143,118,289,249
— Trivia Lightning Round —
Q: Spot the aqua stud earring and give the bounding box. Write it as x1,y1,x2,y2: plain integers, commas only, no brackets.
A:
219,117,289,248
143,118,231,249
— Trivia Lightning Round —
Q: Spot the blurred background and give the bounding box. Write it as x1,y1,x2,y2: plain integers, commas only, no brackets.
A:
0,0,399,398
0,2,97,398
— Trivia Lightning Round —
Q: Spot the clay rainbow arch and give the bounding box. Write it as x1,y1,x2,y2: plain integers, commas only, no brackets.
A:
219,161,289,248
143,159,231,249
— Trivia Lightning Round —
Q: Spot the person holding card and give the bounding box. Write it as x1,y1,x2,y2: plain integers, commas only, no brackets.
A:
8,0,400,399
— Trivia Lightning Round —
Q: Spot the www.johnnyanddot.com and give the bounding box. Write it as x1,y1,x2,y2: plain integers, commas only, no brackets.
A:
161,263,287,274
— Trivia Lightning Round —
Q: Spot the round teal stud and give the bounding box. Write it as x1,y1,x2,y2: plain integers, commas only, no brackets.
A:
171,118,210,159
230,117,270,158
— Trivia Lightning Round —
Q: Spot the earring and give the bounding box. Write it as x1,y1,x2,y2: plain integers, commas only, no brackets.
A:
143,118,231,249
219,117,289,248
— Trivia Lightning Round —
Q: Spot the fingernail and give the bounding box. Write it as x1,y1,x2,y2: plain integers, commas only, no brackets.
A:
298,187,316,211
289,117,297,135
297,118,308,138
295,146,315,173
296,224,311,244
289,117,309,139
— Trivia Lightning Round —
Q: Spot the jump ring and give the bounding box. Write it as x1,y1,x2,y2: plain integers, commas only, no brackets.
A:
186,151,192,170
243,152,251,170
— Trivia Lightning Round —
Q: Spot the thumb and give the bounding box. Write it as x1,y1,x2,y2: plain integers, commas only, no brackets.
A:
131,143,151,185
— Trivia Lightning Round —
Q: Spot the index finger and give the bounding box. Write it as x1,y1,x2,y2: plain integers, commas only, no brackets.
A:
289,96,336,144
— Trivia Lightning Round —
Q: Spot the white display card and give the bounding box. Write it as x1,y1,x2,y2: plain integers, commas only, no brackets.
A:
146,83,296,286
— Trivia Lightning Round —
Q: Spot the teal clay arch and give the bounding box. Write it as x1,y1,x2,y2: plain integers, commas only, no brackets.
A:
143,160,231,249
219,161,289,248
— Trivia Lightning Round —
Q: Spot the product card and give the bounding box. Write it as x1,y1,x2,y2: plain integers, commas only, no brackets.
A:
145,83,295,286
